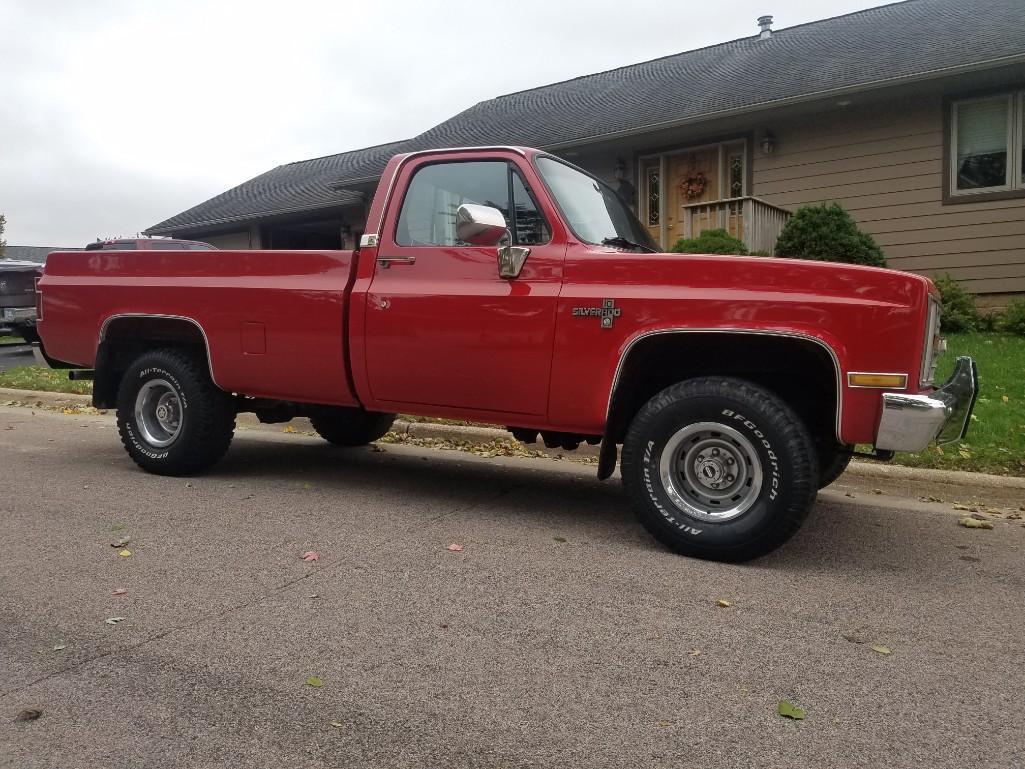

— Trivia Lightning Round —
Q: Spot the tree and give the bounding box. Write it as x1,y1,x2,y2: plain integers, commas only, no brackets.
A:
0,212,6,259
774,203,886,267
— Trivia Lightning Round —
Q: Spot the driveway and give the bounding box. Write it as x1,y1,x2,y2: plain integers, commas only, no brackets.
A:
1,406,1023,768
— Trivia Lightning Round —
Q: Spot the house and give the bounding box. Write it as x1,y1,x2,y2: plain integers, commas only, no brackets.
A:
147,0,1025,308
2,246,79,263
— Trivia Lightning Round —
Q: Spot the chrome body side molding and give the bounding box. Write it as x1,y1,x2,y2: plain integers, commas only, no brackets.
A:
606,328,845,443
98,313,221,390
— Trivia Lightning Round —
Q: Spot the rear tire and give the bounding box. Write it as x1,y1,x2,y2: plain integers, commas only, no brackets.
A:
310,407,395,447
817,442,853,488
621,377,818,562
116,348,235,476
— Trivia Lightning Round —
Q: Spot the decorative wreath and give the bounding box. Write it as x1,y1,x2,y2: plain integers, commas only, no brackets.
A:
679,171,708,200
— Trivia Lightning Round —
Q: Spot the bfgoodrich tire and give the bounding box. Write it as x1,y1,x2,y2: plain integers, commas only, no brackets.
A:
621,377,819,562
116,348,236,476
310,407,395,447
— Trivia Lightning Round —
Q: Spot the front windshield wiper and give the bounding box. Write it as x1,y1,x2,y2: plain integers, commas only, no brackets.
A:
601,236,657,253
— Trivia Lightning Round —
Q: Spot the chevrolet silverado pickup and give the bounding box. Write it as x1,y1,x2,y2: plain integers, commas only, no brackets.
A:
36,146,978,561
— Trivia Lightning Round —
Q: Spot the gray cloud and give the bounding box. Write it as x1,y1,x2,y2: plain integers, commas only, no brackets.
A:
0,0,882,246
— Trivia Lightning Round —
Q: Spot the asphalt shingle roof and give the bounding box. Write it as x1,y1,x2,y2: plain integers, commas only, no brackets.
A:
403,0,1025,151
147,140,407,234
150,0,1025,234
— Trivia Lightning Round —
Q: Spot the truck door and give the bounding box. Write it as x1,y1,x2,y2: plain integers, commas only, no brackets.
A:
363,155,564,416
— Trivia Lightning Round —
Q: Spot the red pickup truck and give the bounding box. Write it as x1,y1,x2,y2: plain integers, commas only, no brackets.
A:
37,146,977,561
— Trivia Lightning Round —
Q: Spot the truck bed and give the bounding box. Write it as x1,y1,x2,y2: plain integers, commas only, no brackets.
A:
39,249,360,407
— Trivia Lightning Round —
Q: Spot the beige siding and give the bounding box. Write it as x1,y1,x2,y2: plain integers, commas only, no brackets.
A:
753,94,1025,297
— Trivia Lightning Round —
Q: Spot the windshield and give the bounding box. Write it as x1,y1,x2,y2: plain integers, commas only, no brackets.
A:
535,156,659,252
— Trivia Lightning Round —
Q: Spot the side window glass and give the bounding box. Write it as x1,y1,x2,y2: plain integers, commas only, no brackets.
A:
511,172,551,245
396,161,509,246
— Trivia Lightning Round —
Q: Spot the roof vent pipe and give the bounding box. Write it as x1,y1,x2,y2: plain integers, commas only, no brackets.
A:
758,15,773,39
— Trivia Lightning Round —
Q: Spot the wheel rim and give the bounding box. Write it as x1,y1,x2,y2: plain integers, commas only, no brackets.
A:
658,421,763,523
134,379,183,448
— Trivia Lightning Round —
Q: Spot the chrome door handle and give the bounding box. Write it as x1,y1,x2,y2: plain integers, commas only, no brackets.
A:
377,256,416,269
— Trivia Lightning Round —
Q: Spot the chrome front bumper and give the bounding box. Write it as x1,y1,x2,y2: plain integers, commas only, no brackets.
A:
875,356,979,453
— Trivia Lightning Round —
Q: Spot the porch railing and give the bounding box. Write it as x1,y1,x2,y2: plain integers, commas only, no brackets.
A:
679,196,792,255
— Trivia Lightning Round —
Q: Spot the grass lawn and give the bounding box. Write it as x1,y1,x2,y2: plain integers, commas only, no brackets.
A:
0,335,22,345
0,332,1022,474
0,364,92,395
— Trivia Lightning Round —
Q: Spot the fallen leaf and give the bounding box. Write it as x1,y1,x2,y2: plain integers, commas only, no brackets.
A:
111,523,125,531
52,644,66,651
1002,395,1009,403
104,617,127,625
872,489,882,495
447,544,463,552
301,551,320,562
110,536,130,548
959,517,994,530
15,709,42,722
689,648,701,656
329,720,345,728
118,549,132,557
657,720,672,727
970,512,990,521
553,536,567,543
871,645,892,655
953,504,973,511
112,588,128,596
306,676,324,688
778,700,805,720
715,599,732,608
283,425,296,433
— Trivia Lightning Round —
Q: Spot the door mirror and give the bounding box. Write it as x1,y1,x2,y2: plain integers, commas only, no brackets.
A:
455,204,508,246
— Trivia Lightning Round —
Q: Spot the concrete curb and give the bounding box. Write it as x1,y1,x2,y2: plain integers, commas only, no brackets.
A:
1,386,1019,491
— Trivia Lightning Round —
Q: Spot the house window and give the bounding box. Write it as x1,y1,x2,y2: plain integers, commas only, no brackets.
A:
949,92,1024,197
646,166,660,226
728,152,744,198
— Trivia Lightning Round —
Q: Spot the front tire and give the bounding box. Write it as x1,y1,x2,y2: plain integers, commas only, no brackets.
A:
621,377,818,562
116,349,235,476
310,407,395,447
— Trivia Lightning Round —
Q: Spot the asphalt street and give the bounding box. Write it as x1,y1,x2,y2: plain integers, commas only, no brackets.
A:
0,343,33,372
1,406,1023,769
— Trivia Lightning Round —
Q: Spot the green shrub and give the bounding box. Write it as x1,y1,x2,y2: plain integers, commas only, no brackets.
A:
774,203,886,267
933,274,981,333
1000,298,1025,337
669,228,748,255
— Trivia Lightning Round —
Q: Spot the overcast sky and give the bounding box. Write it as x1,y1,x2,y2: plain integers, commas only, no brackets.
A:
1,0,887,247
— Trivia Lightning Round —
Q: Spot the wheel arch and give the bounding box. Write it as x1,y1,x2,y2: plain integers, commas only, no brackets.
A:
598,329,843,480
93,314,218,409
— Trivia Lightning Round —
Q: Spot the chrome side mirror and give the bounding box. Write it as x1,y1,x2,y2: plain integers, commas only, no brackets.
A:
454,203,530,279
455,204,507,246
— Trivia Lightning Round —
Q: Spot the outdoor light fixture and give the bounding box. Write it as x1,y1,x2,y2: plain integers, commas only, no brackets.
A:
613,158,626,180
760,131,776,155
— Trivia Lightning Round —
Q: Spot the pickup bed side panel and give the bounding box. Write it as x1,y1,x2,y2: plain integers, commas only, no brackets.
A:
39,250,359,407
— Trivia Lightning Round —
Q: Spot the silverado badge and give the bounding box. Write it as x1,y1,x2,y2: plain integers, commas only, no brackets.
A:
572,299,621,328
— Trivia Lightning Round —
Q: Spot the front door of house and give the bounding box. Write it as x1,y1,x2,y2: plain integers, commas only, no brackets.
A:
667,149,720,245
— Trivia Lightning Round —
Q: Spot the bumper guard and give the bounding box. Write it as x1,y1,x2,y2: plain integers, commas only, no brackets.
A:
875,356,979,453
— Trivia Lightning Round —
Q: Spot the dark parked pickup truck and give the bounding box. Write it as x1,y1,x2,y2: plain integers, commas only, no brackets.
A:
0,259,43,342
